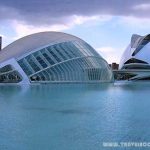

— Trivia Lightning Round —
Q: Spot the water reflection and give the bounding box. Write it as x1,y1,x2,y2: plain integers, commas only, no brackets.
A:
114,81,150,91
0,85,22,97
0,82,150,150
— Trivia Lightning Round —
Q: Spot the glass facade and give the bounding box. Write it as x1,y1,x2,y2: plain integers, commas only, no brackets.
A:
18,41,113,83
0,65,22,83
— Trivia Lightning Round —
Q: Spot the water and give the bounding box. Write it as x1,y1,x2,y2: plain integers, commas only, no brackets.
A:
0,82,150,150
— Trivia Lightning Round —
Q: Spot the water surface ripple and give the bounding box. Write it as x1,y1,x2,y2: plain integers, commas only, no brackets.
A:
0,82,150,150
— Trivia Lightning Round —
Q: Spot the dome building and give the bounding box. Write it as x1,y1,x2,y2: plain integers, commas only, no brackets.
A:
119,34,150,80
0,32,113,83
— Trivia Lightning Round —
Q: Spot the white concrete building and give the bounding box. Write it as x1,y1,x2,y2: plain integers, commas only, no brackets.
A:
0,32,113,84
119,34,150,80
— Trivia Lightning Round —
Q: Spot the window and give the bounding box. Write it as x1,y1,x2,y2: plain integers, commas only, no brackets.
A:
124,58,148,64
42,52,55,65
0,70,22,83
36,56,48,68
47,47,61,62
26,56,40,72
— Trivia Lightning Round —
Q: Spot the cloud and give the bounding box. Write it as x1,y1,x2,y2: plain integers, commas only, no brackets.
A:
120,16,150,29
96,47,125,63
1,0,150,44
0,0,150,26
0,34,6,38
11,20,70,40
133,3,150,10
11,14,111,39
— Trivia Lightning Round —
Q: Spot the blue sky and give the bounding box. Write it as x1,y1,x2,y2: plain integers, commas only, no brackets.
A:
0,0,150,63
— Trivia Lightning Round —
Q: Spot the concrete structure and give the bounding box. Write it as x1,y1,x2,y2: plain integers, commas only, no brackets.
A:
0,32,113,84
119,34,150,80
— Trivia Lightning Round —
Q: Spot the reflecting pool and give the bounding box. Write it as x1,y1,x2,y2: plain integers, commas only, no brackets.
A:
0,82,150,149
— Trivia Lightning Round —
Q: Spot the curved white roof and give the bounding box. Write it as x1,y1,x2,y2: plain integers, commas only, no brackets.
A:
0,32,85,63
119,34,150,69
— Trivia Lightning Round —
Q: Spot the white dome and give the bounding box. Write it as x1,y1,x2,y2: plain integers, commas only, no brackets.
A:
0,31,113,84
0,32,87,63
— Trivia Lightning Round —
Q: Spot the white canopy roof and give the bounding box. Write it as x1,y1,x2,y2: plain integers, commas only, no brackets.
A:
0,32,84,63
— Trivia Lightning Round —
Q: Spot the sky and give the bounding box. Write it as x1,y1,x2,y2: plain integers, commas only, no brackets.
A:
0,0,150,64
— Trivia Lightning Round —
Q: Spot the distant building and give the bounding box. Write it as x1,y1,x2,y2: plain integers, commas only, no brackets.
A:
111,63,119,70
109,63,119,70
0,32,113,84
